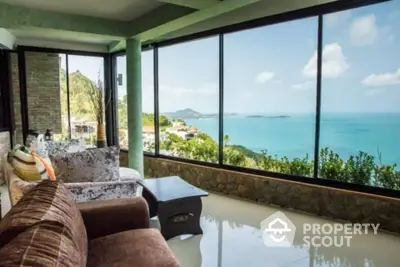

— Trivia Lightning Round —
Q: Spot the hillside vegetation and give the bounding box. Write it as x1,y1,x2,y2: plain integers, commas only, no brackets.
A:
62,69,400,191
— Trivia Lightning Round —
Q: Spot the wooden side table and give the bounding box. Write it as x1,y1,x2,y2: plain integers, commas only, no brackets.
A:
137,176,208,240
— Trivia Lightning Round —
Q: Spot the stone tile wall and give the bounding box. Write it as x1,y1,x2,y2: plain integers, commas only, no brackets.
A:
139,153,400,234
0,131,10,184
10,54,22,144
10,52,62,144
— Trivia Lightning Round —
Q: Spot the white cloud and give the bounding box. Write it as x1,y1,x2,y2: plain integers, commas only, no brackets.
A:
325,10,351,28
349,14,394,46
160,82,218,95
291,81,315,91
362,68,400,87
303,43,349,78
256,71,275,84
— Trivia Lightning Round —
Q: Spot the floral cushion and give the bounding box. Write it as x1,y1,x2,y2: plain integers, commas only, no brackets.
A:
65,181,138,203
26,136,86,157
50,146,120,183
45,139,86,156
26,134,48,157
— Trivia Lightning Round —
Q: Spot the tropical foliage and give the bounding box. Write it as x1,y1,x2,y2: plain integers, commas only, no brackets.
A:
155,117,400,190
61,68,400,191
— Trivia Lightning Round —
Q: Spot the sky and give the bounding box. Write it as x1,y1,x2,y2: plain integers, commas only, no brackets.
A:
114,1,399,114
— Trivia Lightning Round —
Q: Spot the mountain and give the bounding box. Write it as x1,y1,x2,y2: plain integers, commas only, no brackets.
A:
163,108,215,119
163,108,240,119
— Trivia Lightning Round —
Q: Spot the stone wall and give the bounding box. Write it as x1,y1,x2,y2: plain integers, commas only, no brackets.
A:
25,52,61,133
10,52,62,144
0,131,10,184
10,54,22,144
141,154,400,234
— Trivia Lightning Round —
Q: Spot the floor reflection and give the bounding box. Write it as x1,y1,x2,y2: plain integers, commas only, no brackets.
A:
167,193,400,267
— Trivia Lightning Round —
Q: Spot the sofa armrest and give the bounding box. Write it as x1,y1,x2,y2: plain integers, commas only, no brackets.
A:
76,197,150,240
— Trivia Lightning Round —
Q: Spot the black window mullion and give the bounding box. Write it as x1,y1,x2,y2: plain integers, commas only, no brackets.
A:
154,46,160,156
65,54,72,140
17,49,29,145
218,34,224,165
313,15,324,179
104,54,117,146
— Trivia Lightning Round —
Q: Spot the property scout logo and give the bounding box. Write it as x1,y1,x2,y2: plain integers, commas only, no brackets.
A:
260,211,380,248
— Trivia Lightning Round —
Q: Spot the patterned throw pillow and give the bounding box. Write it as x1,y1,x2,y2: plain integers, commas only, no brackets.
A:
45,139,86,156
50,146,120,183
26,134,48,157
8,145,50,181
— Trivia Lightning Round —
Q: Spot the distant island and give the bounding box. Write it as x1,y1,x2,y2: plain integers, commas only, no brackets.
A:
162,108,290,120
163,108,238,120
247,115,290,119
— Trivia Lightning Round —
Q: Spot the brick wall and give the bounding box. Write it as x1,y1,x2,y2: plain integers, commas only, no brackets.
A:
10,52,62,144
10,54,22,144
25,52,61,133
0,131,10,184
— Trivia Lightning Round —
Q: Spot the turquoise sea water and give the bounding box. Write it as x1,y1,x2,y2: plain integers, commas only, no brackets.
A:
185,113,400,166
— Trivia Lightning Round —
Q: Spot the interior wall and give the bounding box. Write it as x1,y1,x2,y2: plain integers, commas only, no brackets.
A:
25,52,62,134
9,52,62,144
10,53,23,145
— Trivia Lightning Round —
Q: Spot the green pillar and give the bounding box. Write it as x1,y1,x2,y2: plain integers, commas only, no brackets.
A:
126,38,143,176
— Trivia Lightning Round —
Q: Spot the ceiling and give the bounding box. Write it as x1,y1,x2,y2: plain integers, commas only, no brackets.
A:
160,0,336,41
9,29,113,45
0,0,163,21
0,0,340,52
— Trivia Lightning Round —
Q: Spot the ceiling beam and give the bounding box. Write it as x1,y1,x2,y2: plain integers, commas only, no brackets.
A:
158,0,218,10
0,2,128,39
131,0,261,42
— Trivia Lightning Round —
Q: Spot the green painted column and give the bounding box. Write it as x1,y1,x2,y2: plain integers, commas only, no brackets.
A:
126,38,143,176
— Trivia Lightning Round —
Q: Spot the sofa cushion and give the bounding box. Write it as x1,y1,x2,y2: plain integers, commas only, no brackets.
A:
119,167,142,182
45,139,86,156
0,180,87,266
87,229,180,267
66,180,137,203
8,145,50,181
50,146,120,183
0,221,83,267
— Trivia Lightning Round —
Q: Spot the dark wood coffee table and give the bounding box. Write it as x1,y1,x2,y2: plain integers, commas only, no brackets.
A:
137,176,208,240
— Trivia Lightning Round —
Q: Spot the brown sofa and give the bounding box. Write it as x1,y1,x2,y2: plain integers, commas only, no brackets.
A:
0,180,180,267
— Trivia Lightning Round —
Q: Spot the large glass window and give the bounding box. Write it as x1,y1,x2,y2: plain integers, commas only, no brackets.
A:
319,1,400,190
116,50,155,153
158,37,219,162
223,18,318,177
67,55,104,147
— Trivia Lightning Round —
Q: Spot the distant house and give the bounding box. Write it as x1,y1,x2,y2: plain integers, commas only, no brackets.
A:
172,120,185,128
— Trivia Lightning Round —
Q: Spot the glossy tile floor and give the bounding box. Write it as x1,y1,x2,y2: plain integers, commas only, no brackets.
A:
166,194,400,267
2,186,399,267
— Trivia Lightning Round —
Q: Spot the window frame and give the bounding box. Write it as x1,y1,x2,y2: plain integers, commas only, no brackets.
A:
116,0,400,199
14,46,112,146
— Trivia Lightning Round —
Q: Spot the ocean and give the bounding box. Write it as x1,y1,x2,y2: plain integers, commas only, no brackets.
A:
185,113,400,166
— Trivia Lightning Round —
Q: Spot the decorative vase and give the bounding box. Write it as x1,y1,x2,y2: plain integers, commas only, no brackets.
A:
97,123,106,148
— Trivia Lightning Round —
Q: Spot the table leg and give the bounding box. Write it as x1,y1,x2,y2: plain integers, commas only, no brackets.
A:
158,197,203,240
